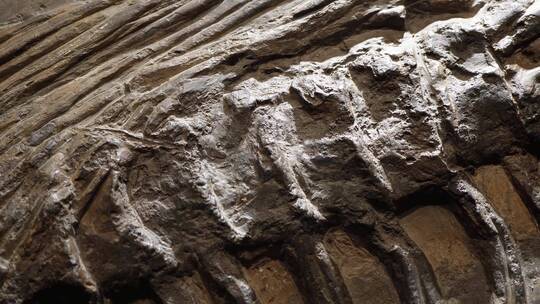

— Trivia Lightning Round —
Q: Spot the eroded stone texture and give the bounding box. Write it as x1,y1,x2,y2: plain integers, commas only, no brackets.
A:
0,0,76,24
153,273,214,304
243,260,304,304
400,206,492,303
473,165,540,304
0,0,539,303
323,229,400,304
473,166,539,242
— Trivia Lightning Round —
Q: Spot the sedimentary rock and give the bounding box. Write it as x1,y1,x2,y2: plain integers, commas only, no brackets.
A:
0,0,538,303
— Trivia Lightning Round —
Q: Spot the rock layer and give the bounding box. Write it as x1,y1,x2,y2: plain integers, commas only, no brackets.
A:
0,0,539,303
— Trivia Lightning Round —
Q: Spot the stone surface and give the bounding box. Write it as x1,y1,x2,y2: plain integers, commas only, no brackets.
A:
473,165,540,304
0,0,539,303
243,259,304,304
400,206,492,303
472,166,539,243
0,0,77,24
323,229,400,304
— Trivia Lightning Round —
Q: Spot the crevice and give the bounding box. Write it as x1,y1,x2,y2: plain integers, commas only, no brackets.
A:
346,221,441,304
292,0,334,20
504,166,540,226
0,0,117,66
23,283,93,304
196,255,246,304
210,4,392,88
103,279,164,304
448,177,527,302
0,0,163,108
75,169,111,230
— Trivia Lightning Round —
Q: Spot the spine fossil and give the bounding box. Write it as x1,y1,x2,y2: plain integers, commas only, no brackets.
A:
0,0,539,303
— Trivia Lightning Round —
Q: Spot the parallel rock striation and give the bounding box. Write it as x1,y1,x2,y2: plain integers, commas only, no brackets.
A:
0,0,539,303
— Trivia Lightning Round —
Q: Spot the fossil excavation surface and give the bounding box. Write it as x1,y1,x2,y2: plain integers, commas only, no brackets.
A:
0,0,539,303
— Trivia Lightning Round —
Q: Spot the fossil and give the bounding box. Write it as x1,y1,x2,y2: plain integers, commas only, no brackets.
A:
0,0,539,303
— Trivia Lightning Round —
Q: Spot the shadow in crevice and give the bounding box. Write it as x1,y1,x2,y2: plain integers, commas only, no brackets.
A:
24,283,92,304
104,279,163,304
396,186,500,303
399,203,493,303
403,0,485,33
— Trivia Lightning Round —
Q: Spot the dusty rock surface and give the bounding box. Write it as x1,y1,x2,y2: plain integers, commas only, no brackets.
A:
0,0,539,303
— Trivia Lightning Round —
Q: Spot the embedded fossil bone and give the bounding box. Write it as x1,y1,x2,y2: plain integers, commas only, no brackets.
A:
0,0,539,303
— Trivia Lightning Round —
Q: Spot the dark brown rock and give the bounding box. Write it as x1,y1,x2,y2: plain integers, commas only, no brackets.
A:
0,0,539,303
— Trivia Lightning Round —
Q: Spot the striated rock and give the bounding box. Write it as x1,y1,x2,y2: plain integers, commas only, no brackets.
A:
323,229,400,304
0,0,539,303
400,206,491,303
243,259,303,304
